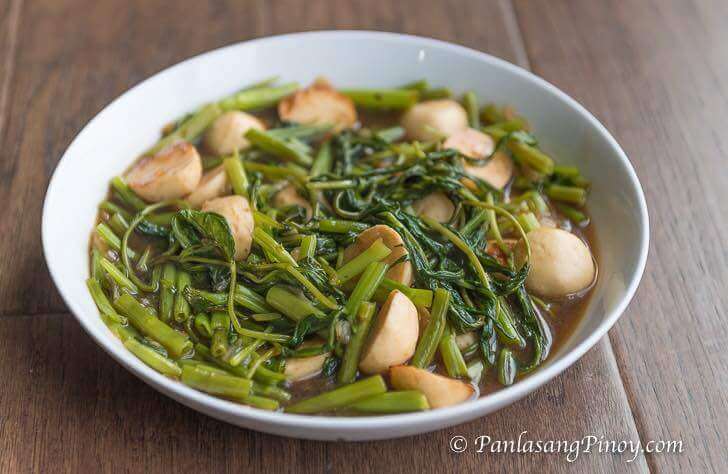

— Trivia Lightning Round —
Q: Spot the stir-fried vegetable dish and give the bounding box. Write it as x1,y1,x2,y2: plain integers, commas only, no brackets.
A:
88,77,597,414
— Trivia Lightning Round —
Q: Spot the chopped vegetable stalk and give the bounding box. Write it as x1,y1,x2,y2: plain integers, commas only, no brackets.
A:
340,89,419,109
335,238,391,284
173,270,192,322
210,311,230,358
338,302,376,384
463,91,480,129
110,176,147,211
194,313,213,338
114,293,192,358
439,323,469,378
96,223,137,259
348,390,430,413
245,128,313,166
412,288,451,368
285,375,387,414
181,364,252,399
266,285,325,321
219,83,299,111
343,261,388,319
124,338,181,377
86,278,126,324
224,154,249,197
99,257,138,293
252,227,298,266
497,348,518,386
546,184,587,206
509,141,555,175
158,263,176,322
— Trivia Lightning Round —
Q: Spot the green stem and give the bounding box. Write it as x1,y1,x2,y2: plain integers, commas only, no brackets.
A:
463,91,480,128
124,338,181,377
159,263,177,322
338,302,376,384
412,287,450,368
99,257,138,293
265,285,325,321
348,391,430,413
299,235,317,260
340,89,419,109
375,278,433,308
420,87,452,100
283,264,338,310
99,200,132,221
252,227,298,266
210,311,230,358
285,375,387,414
517,212,540,233
556,203,589,225
219,83,299,111
110,176,147,211
497,348,518,386
335,238,391,284
113,293,192,358
318,219,368,234
252,381,292,402
90,249,104,280
439,323,469,378
96,223,137,259
86,278,126,324
195,343,286,385
181,364,252,398
269,124,331,140
194,313,213,338
343,261,388,319
108,213,129,236
546,184,587,206
509,141,555,175
245,128,313,166
173,270,192,322
243,161,307,180
224,154,249,197
238,394,279,411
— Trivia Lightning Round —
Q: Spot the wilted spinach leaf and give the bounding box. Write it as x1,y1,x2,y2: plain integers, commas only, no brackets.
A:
171,210,236,261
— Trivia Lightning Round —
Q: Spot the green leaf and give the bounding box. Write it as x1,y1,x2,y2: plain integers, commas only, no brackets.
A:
172,210,236,261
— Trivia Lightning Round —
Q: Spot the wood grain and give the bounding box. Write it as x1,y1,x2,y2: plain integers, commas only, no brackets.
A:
0,0,22,147
0,315,646,473
512,0,728,472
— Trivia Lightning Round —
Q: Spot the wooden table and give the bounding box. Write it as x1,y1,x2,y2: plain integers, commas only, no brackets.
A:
1,0,726,472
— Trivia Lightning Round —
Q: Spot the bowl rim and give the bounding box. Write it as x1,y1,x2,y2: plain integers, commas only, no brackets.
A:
42,30,649,434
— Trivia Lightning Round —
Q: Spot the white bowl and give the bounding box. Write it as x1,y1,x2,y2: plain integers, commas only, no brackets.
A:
42,31,648,441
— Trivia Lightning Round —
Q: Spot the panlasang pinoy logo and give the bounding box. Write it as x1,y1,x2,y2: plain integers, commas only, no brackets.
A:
449,431,684,463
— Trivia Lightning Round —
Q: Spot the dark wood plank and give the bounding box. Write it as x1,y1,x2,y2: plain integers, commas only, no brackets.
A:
513,0,728,471
0,315,646,474
0,0,22,145
260,0,528,67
